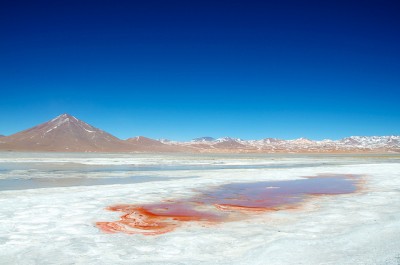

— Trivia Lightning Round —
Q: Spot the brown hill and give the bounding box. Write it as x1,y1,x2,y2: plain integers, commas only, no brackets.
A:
127,136,166,147
0,114,132,152
126,136,193,152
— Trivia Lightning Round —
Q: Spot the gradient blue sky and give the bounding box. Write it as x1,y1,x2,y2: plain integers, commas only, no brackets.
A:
0,0,399,140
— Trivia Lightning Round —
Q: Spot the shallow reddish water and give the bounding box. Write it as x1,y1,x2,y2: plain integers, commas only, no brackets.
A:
97,174,361,235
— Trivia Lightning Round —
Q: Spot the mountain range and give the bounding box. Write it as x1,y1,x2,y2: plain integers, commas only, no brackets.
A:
0,114,399,153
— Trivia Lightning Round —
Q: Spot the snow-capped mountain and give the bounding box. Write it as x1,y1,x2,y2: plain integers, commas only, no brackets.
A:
339,136,400,148
0,114,398,153
161,135,400,153
192,137,215,142
0,114,132,152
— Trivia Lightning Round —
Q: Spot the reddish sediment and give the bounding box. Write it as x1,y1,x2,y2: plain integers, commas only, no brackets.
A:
97,174,362,235
97,203,222,235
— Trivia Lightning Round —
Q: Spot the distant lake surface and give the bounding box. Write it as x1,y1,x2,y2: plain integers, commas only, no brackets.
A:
0,152,399,190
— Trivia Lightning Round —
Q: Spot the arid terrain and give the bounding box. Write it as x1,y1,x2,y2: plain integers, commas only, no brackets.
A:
0,114,399,153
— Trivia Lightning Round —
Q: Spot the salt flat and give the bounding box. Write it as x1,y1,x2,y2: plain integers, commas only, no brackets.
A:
0,153,399,264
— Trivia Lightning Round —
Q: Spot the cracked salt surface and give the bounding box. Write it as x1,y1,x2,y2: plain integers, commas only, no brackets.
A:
0,153,399,264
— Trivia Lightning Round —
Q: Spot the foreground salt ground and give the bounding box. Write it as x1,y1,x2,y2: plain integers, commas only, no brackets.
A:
0,153,399,264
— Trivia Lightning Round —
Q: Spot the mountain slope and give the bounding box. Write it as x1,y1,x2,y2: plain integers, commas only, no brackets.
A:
192,137,215,142
0,114,132,152
126,136,191,152
127,136,166,147
162,136,400,153
0,114,398,153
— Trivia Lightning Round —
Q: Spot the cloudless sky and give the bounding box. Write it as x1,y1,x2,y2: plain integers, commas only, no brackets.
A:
0,0,399,140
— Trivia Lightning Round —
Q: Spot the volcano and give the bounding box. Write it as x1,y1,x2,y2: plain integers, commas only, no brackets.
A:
0,114,132,152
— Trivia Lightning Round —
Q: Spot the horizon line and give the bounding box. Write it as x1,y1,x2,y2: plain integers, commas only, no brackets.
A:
0,113,398,142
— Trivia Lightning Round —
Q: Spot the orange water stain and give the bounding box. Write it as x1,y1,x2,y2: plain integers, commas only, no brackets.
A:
97,203,222,235
97,174,362,235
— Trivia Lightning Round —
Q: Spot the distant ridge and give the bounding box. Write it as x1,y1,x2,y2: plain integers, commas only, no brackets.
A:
168,136,400,153
192,137,215,142
126,136,188,152
0,114,399,153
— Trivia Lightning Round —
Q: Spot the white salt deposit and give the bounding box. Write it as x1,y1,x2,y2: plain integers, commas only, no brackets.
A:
0,153,399,264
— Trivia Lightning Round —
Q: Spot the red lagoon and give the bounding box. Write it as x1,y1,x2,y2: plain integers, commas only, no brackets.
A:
97,174,362,235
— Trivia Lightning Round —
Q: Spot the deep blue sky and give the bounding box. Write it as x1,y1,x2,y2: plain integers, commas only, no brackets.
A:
1,0,399,140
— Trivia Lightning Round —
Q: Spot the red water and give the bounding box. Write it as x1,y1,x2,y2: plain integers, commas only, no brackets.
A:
97,174,361,235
